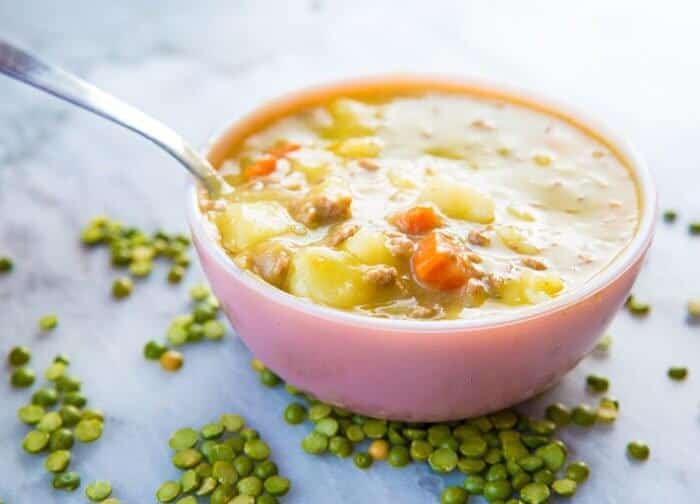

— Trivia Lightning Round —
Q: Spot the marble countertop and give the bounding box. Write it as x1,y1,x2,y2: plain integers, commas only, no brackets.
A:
1,1,700,502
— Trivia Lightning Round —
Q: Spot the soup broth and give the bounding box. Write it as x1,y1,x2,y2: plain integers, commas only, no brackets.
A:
200,85,639,320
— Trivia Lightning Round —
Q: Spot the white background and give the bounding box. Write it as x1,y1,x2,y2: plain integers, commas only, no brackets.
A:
1,1,699,501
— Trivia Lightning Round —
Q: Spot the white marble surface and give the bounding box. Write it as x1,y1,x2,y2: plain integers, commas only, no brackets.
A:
1,1,700,502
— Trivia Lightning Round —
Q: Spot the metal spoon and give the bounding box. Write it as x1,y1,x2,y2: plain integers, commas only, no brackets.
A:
0,39,231,196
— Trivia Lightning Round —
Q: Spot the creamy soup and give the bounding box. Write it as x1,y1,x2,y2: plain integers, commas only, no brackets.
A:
200,86,639,320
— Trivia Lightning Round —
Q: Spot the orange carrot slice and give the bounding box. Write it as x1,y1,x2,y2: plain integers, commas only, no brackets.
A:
267,143,301,158
244,157,277,180
393,205,443,235
412,231,469,290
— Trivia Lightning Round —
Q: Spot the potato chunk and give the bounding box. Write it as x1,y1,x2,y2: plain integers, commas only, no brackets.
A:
321,99,377,140
332,137,383,159
287,247,376,308
215,201,295,252
420,175,494,223
493,272,564,305
342,228,398,266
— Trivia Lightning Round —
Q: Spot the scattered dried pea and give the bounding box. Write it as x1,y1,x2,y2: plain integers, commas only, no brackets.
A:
586,374,609,394
668,366,688,381
284,403,307,425
354,452,373,469
39,314,58,331
54,353,71,365
180,469,200,493
18,404,45,425
264,475,291,496
74,419,103,443
129,260,153,277
189,283,210,301
441,486,469,504
535,442,567,472
464,475,485,494
159,414,291,502
551,478,577,497
203,320,225,340
156,481,181,502
144,340,168,360
169,428,199,451
519,482,550,504
0,256,13,273
173,448,203,469
260,369,281,387
44,450,71,472
112,277,133,299
626,295,650,316
196,476,217,496
565,461,590,483
63,392,87,408
301,432,328,455
428,447,458,473
627,441,650,461
571,404,597,427
368,439,389,460
23,430,50,453
688,299,700,318
387,445,411,468
250,359,265,372
663,209,677,222
32,387,59,407
596,398,619,424
56,375,81,393
52,471,80,491
544,403,570,427
160,350,184,372
45,361,66,381
85,480,113,501
37,411,63,433
145,288,226,370
11,367,36,388
201,422,224,440
220,414,245,433
81,217,192,291
49,428,74,451
168,265,186,284
8,345,31,366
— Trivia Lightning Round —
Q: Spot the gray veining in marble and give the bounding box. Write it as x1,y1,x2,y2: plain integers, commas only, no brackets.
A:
1,1,700,502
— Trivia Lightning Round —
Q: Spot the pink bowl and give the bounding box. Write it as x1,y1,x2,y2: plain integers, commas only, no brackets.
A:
187,76,656,422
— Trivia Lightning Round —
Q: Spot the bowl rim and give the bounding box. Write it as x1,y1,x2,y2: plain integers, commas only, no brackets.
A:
186,74,656,333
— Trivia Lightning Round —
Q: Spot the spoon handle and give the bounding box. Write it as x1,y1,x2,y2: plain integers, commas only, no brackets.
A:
0,39,225,194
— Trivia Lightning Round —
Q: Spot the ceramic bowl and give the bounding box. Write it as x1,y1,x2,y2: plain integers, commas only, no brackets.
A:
187,76,656,422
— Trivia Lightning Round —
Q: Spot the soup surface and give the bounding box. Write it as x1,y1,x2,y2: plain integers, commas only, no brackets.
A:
200,87,639,320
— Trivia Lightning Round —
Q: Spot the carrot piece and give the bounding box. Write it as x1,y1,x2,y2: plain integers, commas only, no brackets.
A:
244,157,277,180
267,143,301,158
411,231,469,291
393,205,443,234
